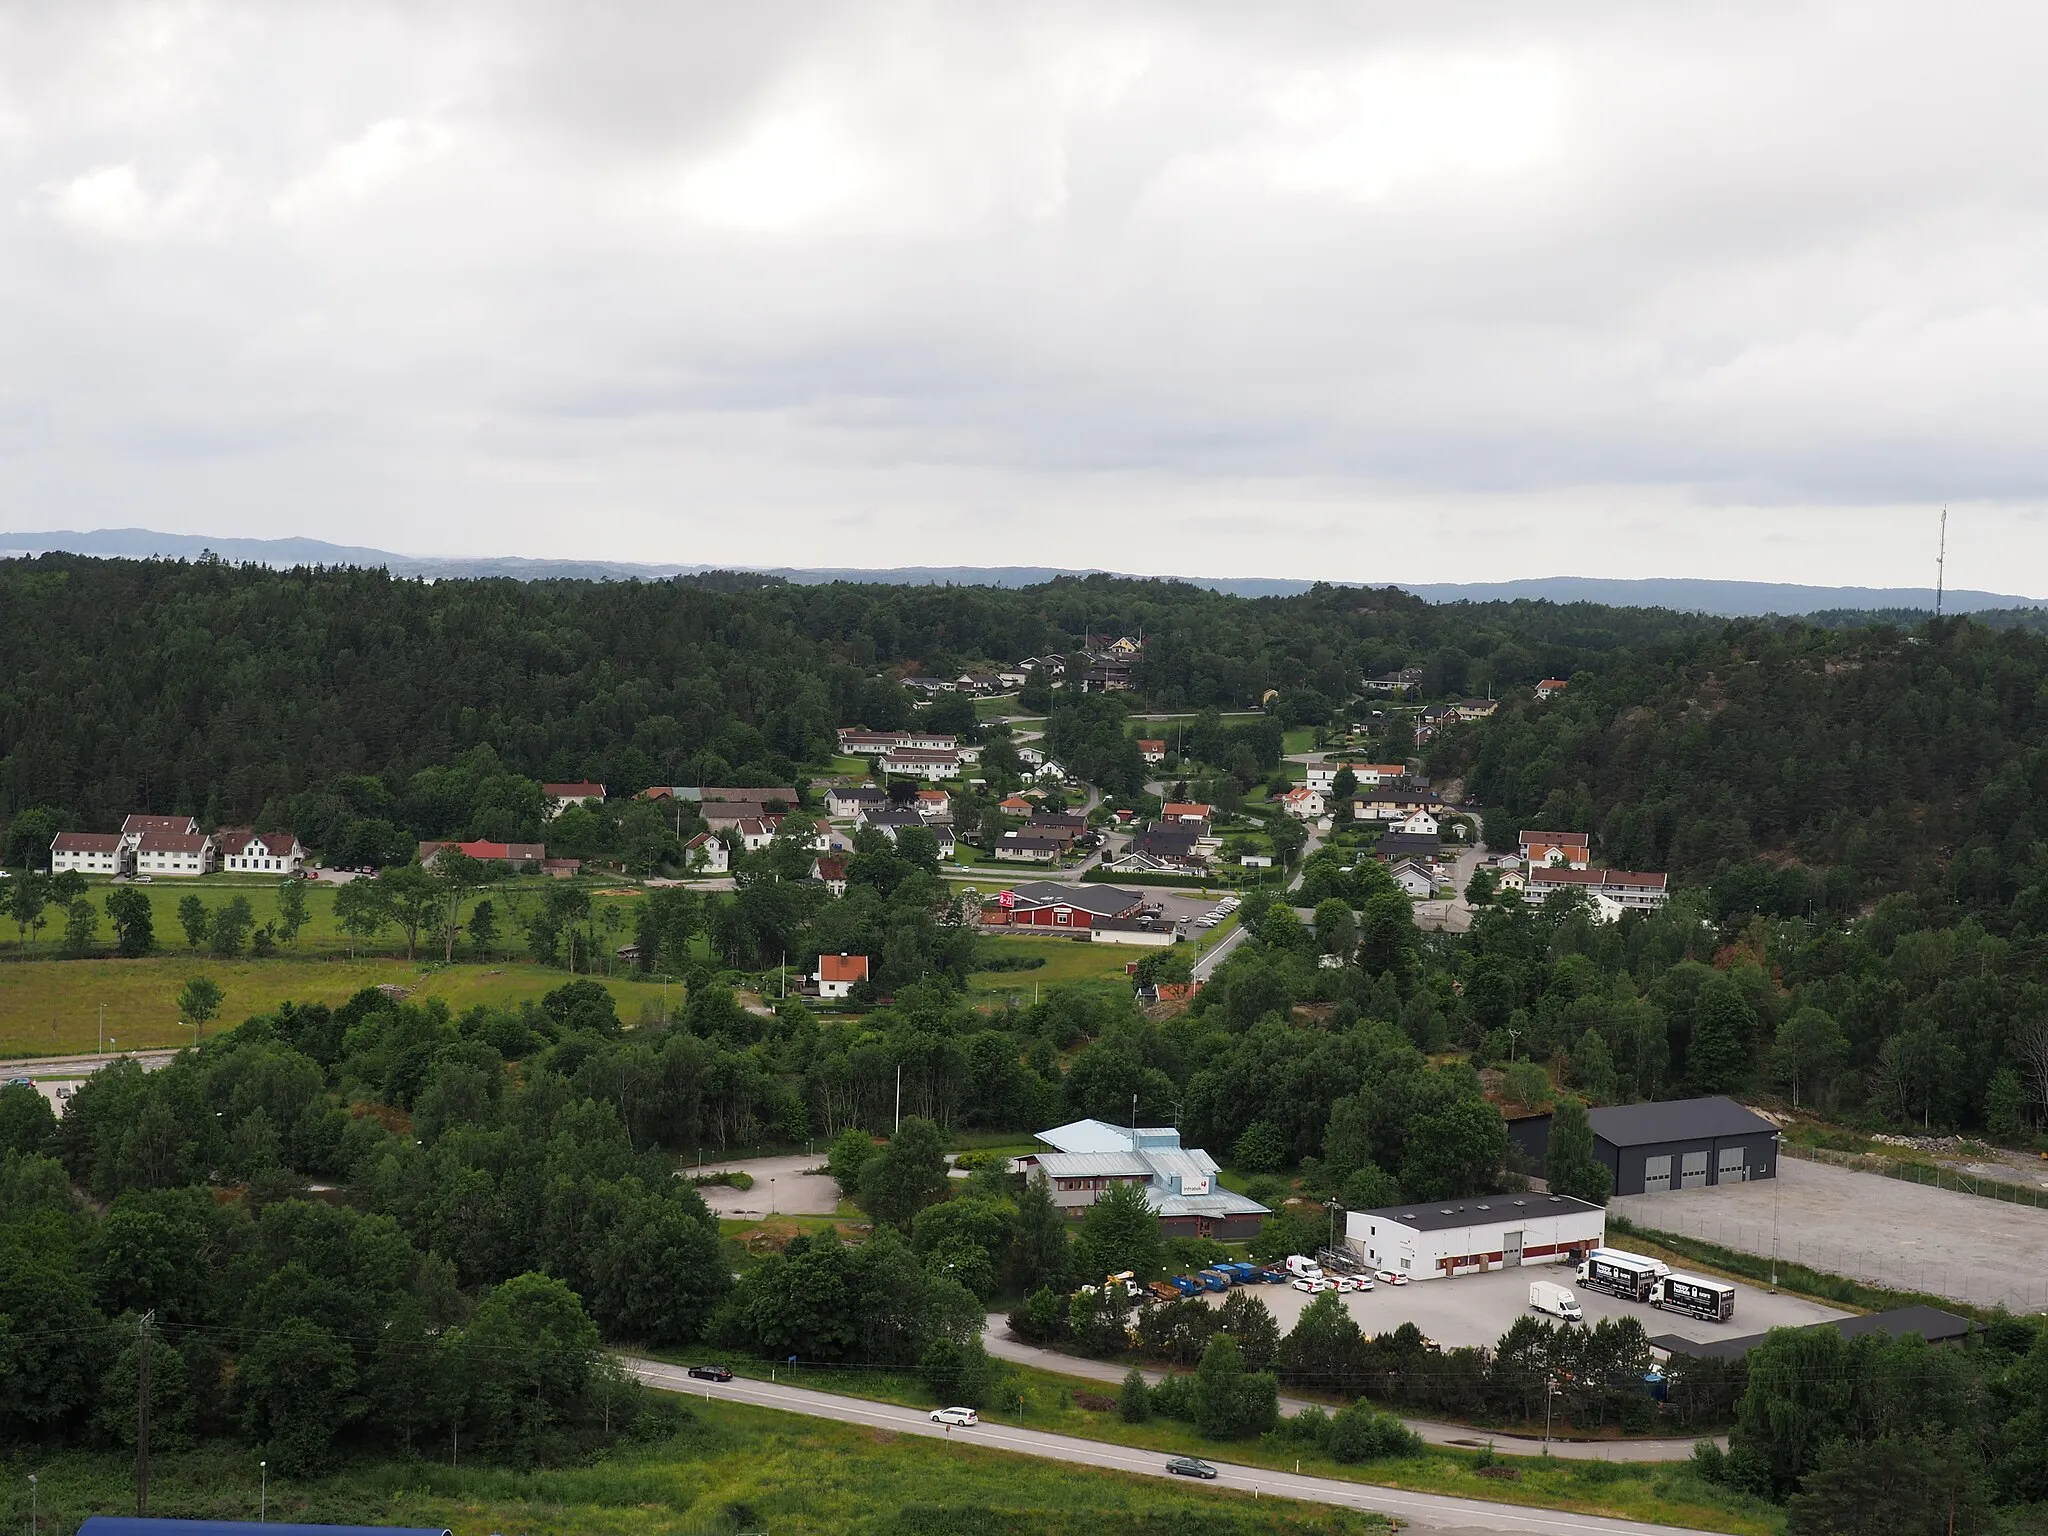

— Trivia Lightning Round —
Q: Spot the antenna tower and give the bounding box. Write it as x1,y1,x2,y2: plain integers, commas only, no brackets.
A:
1936,506,1948,618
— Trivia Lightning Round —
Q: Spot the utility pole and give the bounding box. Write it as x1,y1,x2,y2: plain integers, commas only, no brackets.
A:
135,1311,154,1515
894,1064,902,1134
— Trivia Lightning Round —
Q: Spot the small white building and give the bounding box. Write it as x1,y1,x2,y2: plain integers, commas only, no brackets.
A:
683,833,729,874
542,782,606,820
1346,1193,1606,1281
1278,786,1326,820
1388,860,1437,899
51,832,125,877
815,952,870,999
1395,809,1439,837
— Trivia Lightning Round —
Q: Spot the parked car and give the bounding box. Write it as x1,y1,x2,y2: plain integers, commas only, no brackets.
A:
687,1364,733,1382
1291,1275,1335,1294
1375,1270,1408,1286
931,1406,979,1426
1166,1456,1219,1480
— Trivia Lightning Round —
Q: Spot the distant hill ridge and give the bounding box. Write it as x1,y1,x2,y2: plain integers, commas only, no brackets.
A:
2,526,2041,617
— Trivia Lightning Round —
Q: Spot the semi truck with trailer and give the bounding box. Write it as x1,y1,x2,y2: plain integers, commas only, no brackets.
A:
1577,1249,1662,1302
1651,1273,1737,1322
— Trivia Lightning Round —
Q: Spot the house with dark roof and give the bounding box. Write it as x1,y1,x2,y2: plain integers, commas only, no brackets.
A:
1509,1096,1778,1196
216,829,305,874
51,832,125,877
1375,830,1441,864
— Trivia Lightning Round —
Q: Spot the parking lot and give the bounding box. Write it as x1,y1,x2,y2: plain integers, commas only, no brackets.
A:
1195,1261,1848,1350
1613,1155,2048,1314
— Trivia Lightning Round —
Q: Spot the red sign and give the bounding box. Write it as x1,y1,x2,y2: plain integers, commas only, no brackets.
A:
998,889,1017,909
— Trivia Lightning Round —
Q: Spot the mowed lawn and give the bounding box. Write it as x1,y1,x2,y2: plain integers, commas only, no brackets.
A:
966,934,1135,1002
0,956,670,1056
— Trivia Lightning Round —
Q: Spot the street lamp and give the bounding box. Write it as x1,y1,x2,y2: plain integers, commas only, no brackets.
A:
260,1460,267,1522
1542,1377,1558,1453
29,1472,38,1536
1325,1198,1341,1253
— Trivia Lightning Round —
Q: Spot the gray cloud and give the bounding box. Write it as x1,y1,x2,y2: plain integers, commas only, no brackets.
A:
1,1,2044,589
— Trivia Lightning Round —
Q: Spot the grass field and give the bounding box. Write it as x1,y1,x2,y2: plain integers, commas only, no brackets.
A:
0,956,674,1056
0,1401,1398,1536
967,934,1135,1002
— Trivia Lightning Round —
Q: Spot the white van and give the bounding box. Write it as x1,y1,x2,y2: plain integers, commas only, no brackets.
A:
1529,1280,1584,1322
1285,1254,1324,1281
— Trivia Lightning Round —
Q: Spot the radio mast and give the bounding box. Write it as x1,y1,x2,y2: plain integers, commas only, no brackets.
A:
1936,506,1948,618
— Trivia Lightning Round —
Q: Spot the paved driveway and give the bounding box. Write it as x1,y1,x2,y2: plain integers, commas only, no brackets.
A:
1613,1155,2048,1314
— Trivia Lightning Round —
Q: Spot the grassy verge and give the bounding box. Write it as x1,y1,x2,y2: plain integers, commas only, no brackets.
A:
966,936,1134,1001
639,1354,1777,1535
0,1403,1392,1536
0,956,670,1056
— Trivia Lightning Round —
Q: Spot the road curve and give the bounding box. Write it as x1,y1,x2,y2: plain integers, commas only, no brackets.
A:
624,1356,1727,1536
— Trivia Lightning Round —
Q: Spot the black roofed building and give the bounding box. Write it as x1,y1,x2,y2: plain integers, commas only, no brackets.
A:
1653,1304,1977,1364
1511,1095,1779,1196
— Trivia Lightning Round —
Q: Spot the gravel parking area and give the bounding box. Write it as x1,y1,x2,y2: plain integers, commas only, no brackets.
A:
1199,1262,1846,1349
1612,1155,2048,1314
687,1152,841,1218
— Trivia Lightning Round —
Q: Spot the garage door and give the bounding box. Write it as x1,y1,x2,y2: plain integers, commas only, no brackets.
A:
1716,1146,1747,1184
1502,1230,1523,1267
1643,1154,1672,1194
1681,1150,1709,1188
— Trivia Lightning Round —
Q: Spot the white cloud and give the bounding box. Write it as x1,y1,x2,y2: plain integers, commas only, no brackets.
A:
1,2,2046,592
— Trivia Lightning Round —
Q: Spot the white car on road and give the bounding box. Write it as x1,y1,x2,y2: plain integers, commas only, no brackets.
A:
930,1406,979,1426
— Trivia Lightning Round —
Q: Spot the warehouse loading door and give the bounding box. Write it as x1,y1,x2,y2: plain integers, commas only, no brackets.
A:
1681,1150,1709,1188
1502,1230,1522,1267
1643,1154,1672,1193
1716,1146,1747,1183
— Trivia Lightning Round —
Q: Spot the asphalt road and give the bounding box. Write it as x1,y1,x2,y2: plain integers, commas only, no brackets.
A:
624,1356,1728,1536
979,1323,1712,1463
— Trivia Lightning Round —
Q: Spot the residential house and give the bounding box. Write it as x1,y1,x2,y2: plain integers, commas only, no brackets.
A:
837,729,959,756
216,829,306,874
1375,830,1441,864
998,794,1036,818
733,817,777,854
1535,678,1569,699
1524,866,1669,911
827,785,888,819
122,814,199,840
50,832,125,877
1278,786,1326,820
995,668,1029,690
1494,869,1527,894
1030,759,1068,783
1239,853,1273,869
542,782,605,819
981,882,1145,931
880,747,963,782
419,839,546,870
1136,738,1167,764
1016,746,1046,767
900,675,955,694
1354,788,1444,823
815,953,870,999
132,831,218,877
1160,802,1213,826
1519,830,1590,869
1306,761,1406,794
1413,705,1457,744
1395,809,1439,837
994,833,1064,863
542,858,582,878
1126,823,1206,869
1388,860,1437,899
1010,1119,1269,1240
1453,699,1499,722
1079,662,1133,693
1088,913,1181,946
1361,666,1424,693
914,789,953,822
699,787,800,809
812,855,849,896
682,832,729,874
701,803,764,834
955,672,1001,694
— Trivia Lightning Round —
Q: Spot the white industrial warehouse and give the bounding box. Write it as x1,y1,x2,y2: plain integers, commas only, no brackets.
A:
1346,1193,1606,1280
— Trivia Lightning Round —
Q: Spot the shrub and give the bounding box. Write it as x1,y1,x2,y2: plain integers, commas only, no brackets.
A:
1233,1120,1287,1172
1118,1366,1150,1423
1327,1399,1421,1463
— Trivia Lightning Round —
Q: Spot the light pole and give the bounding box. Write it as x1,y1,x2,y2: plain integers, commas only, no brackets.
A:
1542,1376,1557,1453
1326,1198,1341,1253
1769,1133,1782,1293
260,1460,267,1522
29,1472,37,1536
770,1176,776,1216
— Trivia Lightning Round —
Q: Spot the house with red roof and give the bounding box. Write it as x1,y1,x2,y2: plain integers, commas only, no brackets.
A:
815,952,870,999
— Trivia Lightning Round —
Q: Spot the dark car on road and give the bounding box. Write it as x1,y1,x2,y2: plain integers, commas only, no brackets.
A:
1165,1456,1218,1480
687,1365,733,1382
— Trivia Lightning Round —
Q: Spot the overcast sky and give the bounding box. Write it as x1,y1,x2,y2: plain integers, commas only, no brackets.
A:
4,2,2046,590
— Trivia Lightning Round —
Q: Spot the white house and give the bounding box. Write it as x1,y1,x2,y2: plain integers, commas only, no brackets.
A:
1278,786,1325,820
1306,761,1407,794
132,831,216,877
1388,860,1437,899
51,832,124,877
1031,760,1068,783
811,855,849,896
1347,1193,1605,1280
1520,830,1590,869
826,785,887,819
542,782,606,819
1524,866,1669,912
815,952,870,999
880,748,963,782
734,817,777,853
683,833,729,874
1395,809,1439,837
216,830,305,874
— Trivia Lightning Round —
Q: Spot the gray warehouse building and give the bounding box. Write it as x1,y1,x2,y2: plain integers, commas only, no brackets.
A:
1508,1095,1778,1196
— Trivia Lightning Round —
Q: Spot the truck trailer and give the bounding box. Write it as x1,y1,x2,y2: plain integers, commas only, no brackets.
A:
1578,1250,1661,1302
1651,1273,1736,1322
